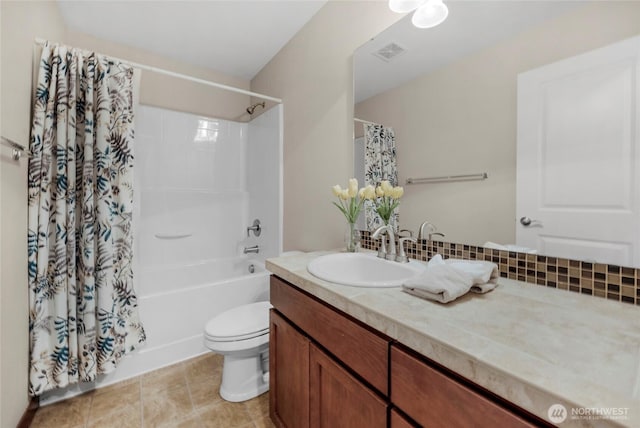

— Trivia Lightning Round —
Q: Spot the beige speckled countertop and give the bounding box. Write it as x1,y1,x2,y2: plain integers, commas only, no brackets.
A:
266,251,640,428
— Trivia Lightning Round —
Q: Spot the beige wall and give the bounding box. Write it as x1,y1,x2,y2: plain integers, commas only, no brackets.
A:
1,2,252,425
1,3,66,426
65,31,251,121
355,2,640,246
251,1,400,251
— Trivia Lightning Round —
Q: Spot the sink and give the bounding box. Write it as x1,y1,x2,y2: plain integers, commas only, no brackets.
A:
307,252,426,287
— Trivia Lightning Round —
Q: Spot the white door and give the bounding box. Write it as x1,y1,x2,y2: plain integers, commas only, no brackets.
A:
516,35,640,266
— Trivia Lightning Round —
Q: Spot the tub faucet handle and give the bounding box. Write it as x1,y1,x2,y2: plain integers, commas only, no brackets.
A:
247,219,262,237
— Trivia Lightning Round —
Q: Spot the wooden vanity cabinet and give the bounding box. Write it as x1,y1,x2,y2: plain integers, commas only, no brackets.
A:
270,276,390,428
269,275,550,428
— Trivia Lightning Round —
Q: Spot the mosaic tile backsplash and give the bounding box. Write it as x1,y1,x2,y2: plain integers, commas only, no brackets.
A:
359,231,639,306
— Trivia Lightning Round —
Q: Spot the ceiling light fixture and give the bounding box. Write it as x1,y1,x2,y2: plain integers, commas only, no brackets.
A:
389,0,449,29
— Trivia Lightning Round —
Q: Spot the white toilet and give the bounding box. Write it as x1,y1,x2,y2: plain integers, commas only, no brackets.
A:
204,301,272,402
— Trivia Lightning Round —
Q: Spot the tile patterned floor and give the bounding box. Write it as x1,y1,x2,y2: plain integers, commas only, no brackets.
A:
30,353,275,428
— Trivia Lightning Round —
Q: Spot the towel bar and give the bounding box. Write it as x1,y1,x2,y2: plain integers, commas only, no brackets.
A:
406,173,487,185
1,136,31,160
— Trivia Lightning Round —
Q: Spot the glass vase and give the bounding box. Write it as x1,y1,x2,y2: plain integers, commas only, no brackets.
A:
345,222,361,253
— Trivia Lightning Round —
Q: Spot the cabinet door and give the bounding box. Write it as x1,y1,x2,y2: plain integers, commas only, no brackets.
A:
270,310,310,428
390,409,417,428
309,344,387,428
271,276,389,395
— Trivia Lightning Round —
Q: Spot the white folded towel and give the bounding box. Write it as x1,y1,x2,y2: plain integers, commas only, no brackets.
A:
483,241,509,251
483,241,537,254
402,264,473,304
470,282,498,294
443,258,499,287
402,255,499,303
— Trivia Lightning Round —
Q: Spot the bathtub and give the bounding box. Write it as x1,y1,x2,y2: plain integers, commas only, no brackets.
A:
136,256,270,355
40,256,270,405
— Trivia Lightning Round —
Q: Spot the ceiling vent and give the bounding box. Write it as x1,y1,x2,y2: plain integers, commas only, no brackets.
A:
372,42,407,62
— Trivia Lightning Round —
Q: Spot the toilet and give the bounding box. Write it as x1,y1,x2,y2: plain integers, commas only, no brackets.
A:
204,301,272,402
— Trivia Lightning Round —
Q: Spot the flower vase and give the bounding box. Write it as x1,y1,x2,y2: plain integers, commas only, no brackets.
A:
345,222,361,252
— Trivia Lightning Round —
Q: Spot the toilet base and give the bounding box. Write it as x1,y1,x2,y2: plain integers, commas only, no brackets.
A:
219,351,269,402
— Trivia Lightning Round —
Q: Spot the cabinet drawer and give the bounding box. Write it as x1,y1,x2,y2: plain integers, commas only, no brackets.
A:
391,345,540,428
270,276,389,395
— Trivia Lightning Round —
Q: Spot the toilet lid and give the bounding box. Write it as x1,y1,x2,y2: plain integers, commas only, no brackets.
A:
205,301,272,341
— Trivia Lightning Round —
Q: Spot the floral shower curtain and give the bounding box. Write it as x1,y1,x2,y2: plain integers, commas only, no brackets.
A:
27,42,145,396
363,123,399,231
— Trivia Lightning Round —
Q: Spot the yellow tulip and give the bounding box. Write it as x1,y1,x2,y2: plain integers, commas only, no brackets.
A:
376,186,384,197
363,185,376,200
348,178,358,198
332,185,342,197
392,186,404,199
381,180,394,197
339,189,350,200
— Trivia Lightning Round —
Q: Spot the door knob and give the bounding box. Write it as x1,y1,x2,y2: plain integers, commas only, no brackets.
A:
520,216,532,226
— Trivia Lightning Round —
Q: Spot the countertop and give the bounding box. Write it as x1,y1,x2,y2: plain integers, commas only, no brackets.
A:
266,250,640,428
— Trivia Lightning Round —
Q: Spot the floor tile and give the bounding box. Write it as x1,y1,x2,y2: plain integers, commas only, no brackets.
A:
142,383,194,428
251,415,277,428
87,401,142,428
31,392,93,428
31,354,273,428
187,374,223,410
89,379,141,418
141,363,187,397
196,400,254,428
243,392,269,421
184,353,223,386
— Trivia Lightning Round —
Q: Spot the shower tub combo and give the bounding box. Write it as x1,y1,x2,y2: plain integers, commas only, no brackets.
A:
40,104,282,405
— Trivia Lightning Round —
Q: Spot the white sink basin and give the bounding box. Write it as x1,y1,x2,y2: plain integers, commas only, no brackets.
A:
307,252,426,287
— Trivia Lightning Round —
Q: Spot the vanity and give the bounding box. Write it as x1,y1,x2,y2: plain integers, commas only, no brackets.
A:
266,251,639,428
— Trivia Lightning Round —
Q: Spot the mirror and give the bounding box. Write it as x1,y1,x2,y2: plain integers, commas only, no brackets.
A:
354,1,640,267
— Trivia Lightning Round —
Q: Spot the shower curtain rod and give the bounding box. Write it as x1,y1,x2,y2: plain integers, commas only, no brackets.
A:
34,38,282,104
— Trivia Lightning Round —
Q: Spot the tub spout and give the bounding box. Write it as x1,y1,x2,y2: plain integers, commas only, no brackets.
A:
244,245,260,254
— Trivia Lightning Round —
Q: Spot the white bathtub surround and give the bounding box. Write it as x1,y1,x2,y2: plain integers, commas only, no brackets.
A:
267,251,640,428
40,105,282,405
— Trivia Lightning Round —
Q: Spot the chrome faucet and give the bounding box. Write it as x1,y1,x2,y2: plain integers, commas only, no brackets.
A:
417,221,435,241
397,229,413,238
244,245,260,254
371,225,388,259
385,226,396,261
417,221,445,242
396,236,417,263
431,232,445,240
371,225,396,261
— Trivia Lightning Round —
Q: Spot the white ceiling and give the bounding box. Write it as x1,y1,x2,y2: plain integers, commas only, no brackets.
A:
355,1,584,103
56,0,327,80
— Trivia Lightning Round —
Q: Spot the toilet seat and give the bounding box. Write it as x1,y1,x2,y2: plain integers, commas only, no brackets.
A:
205,301,272,342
